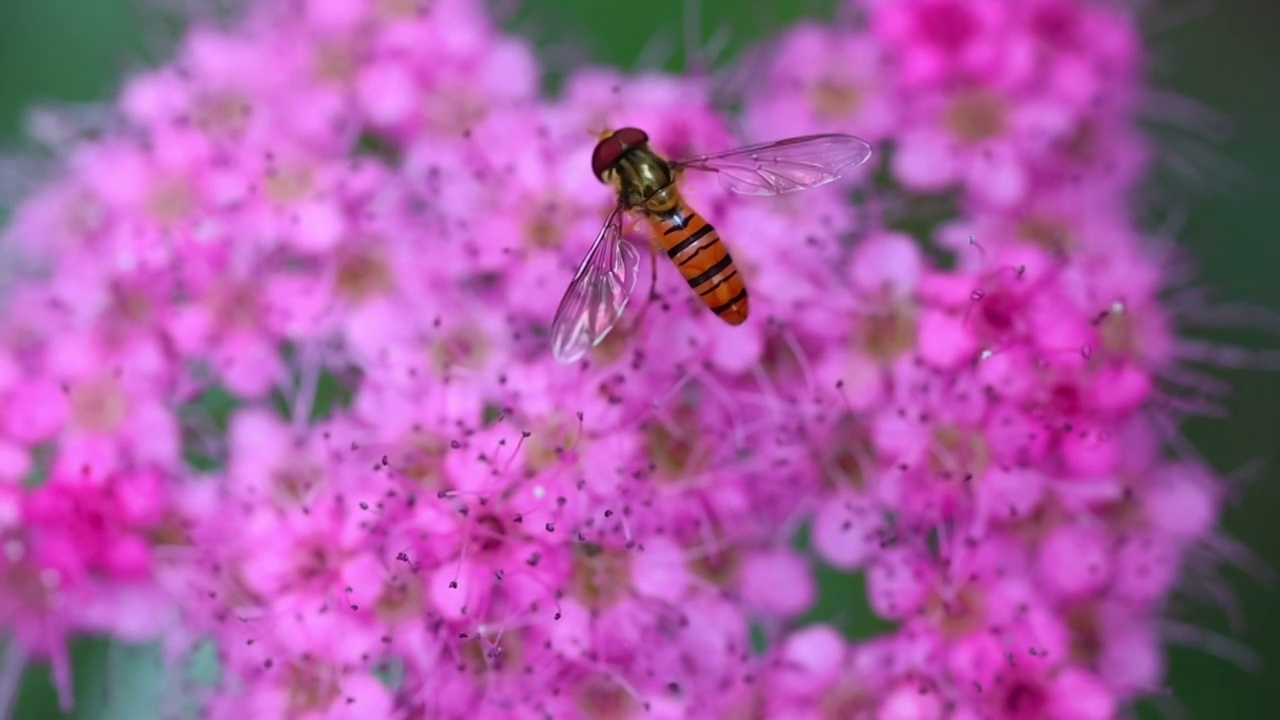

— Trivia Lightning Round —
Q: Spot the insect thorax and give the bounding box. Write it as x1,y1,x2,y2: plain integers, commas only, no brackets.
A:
609,147,679,213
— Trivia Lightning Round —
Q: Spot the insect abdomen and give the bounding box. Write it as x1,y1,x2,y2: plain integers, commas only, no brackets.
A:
651,199,749,325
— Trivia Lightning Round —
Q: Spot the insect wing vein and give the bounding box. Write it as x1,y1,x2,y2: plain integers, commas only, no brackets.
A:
550,207,640,363
672,134,873,196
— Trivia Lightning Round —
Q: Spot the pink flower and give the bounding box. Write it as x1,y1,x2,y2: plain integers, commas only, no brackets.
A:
870,0,1013,87
0,467,173,711
868,0,1148,207
744,23,898,143
0,0,1257,717
737,548,815,618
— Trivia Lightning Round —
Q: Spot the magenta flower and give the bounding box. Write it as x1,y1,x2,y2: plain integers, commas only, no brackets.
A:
0,0,1262,717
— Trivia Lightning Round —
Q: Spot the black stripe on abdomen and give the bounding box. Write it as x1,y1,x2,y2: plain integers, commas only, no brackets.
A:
711,288,748,315
666,223,713,259
678,237,721,267
699,270,738,296
686,254,733,289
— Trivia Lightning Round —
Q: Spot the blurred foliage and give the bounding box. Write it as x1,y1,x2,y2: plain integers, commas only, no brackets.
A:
2,0,1278,717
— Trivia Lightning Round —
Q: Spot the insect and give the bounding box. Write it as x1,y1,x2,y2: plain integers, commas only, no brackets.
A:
549,127,873,364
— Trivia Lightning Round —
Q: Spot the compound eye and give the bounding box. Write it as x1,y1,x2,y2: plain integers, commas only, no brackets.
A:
591,136,626,179
590,128,650,180
613,127,649,149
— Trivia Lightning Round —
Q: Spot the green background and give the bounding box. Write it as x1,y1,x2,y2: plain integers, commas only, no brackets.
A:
2,1,1278,717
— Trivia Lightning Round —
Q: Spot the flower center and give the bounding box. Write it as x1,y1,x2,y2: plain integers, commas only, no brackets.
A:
423,86,488,136
70,376,128,433
642,408,707,480
524,198,573,250
335,248,394,302
264,164,315,204
459,628,524,676
810,78,863,120
314,41,359,84
818,414,873,490
927,425,989,478
569,543,632,611
821,684,876,720
575,674,638,720
218,565,265,609
928,584,986,637
473,512,509,554
375,572,425,626
522,414,577,476
147,177,194,224
1016,216,1074,255
857,302,917,363
525,215,560,249
271,458,325,505
945,89,1007,144
1064,602,1104,664
376,0,422,19
392,432,452,490
758,327,818,381
111,284,153,324
285,661,342,715
590,321,635,366
294,542,340,584
1097,303,1138,358
687,536,741,585
428,325,492,374
1059,120,1098,163
191,92,252,138
211,282,263,331
147,510,192,547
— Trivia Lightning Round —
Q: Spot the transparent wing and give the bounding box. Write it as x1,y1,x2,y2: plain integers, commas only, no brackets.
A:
672,134,873,196
549,206,641,364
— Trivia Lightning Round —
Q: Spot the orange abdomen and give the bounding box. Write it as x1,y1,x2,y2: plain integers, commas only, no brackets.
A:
648,198,749,325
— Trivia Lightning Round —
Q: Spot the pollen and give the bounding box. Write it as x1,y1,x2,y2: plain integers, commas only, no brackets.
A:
335,248,394,302
146,177,195,224
376,0,422,19
945,89,1008,144
191,92,252,137
284,661,343,715
810,78,863,120
70,376,128,433
1016,216,1075,255
264,164,316,204
642,405,708,479
575,674,638,720
392,432,452,490
428,325,492,374
314,41,358,84
927,425,990,478
374,573,425,626
858,302,918,363
520,415,576,475
569,543,631,611
523,202,565,249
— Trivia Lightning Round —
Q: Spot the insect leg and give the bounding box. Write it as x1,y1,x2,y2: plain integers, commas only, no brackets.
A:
623,239,660,335
647,237,658,300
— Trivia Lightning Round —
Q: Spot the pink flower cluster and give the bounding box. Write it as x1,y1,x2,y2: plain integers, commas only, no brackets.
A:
0,0,1245,717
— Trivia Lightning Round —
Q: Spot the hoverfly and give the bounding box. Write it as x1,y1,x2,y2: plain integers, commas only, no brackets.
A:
549,127,873,364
